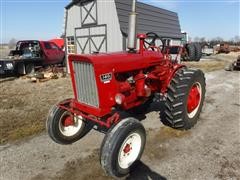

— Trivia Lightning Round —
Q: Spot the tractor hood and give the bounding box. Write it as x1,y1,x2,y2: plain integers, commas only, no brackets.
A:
69,51,163,73
68,51,164,117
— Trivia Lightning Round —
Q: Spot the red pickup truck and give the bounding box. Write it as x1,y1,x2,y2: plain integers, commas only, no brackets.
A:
0,40,65,75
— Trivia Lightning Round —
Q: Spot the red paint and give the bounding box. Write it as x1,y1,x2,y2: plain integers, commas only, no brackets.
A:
138,34,147,55
49,38,65,49
135,72,146,97
187,85,200,113
38,41,65,65
58,99,120,128
62,116,74,127
60,33,185,128
123,144,131,154
16,40,65,65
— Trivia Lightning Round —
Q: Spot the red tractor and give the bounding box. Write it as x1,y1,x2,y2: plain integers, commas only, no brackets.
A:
46,0,206,178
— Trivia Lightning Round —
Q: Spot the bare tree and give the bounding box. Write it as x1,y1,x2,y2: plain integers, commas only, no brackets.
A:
8,38,17,49
194,37,200,42
199,37,206,43
214,37,224,42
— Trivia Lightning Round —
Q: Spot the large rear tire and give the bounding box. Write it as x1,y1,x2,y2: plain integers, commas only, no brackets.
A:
100,118,146,178
186,44,196,61
160,68,206,130
194,43,202,61
46,100,93,144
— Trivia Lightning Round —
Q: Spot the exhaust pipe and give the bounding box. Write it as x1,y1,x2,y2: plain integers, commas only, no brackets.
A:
127,0,137,51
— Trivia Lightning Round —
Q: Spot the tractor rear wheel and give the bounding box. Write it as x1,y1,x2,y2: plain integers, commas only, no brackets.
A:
160,68,206,130
186,44,196,61
100,118,146,178
194,43,202,61
46,100,93,144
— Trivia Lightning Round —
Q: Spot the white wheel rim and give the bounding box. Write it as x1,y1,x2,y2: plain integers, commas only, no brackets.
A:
187,82,202,118
59,113,83,137
118,133,142,169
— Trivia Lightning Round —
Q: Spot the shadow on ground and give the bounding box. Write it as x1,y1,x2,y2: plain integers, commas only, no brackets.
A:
0,75,17,82
126,161,167,180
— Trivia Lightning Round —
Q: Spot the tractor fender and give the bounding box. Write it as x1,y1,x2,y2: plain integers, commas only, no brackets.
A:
163,64,186,93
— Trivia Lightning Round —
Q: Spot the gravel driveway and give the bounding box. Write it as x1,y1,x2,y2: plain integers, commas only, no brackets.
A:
0,69,239,180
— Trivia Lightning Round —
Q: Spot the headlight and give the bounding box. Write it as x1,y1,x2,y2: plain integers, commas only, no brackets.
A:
6,63,14,70
115,93,125,105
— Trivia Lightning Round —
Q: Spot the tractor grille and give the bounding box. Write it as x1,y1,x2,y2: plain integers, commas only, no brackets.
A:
73,61,99,107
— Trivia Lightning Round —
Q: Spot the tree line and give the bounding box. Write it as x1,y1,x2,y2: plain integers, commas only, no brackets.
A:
190,36,240,46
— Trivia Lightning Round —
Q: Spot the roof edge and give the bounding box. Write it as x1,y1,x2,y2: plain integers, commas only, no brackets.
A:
65,0,94,9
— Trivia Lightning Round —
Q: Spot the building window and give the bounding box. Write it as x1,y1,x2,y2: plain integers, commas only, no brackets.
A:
67,36,75,54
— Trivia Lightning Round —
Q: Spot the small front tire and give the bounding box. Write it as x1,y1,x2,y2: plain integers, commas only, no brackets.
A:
46,101,93,145
100,118,146,178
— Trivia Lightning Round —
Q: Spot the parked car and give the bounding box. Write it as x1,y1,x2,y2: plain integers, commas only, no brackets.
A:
202,43,214,56
0,40,65,75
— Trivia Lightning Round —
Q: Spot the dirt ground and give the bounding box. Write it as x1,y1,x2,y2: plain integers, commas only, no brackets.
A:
0,77,72,143
0,53,239,180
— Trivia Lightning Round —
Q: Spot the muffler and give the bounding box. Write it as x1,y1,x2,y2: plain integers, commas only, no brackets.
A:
127,0,137,51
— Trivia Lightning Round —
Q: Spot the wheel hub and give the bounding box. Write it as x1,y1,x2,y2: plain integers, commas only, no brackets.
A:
118,133,142,169
59,113,83,137
62,116,74,127
187,84,201,113
123,144,132,154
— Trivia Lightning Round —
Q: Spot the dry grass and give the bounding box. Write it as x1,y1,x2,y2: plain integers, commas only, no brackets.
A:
183,52,240,72
0,77,73,144
5,122,44,143
183,60,227,72
0,45,10,58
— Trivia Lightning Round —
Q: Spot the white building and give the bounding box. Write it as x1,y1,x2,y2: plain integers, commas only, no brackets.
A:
64,0,182,56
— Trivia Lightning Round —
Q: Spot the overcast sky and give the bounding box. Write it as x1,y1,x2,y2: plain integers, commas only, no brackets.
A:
0,0,239,43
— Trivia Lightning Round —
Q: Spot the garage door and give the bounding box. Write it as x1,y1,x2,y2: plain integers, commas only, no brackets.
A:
75,25,107,54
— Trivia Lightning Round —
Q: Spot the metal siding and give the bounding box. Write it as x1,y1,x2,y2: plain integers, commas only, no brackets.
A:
66,5,81,37
65,0,182,53
66,0,122,53
97,0,123,52
115,0,182,39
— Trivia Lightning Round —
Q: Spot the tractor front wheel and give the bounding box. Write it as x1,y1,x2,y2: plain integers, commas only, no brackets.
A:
46,101,93,144
161,68,206,130
100,118,146,178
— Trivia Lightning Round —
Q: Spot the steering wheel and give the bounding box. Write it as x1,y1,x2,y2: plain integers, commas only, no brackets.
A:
144,32,164,52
